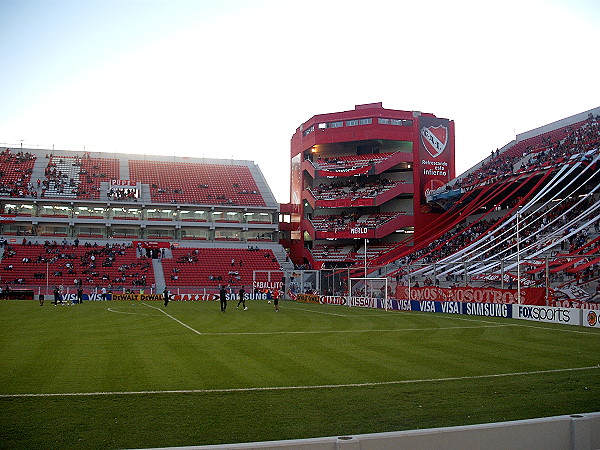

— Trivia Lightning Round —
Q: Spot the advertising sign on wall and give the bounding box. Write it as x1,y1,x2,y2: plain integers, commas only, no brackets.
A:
410,300,461,314
583,309,600,328
514,305,581,326
394,286,547,305
463,302,512,318
418,116,453,211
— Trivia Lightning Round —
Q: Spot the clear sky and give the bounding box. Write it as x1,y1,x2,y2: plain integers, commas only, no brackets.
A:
1,0,598,203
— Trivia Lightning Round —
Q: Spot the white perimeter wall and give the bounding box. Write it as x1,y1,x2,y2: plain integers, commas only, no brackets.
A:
161,412,600,450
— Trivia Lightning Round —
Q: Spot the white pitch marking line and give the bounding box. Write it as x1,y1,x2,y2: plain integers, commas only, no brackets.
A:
107,307,156,316
141,303,203,335
2,365,598,398
509,322,600,336
289,306,350,317
287,305,600,336
201,324,513,336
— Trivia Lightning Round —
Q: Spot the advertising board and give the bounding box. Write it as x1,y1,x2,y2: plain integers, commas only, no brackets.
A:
513,305,581,326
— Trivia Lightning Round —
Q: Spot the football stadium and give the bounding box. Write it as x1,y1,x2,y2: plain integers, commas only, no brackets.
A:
1,100,600,449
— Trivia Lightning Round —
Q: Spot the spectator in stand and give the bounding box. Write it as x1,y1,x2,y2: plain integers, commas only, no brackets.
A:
590,283,600,302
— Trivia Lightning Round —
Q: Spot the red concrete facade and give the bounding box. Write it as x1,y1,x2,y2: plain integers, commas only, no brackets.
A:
284,103,455,268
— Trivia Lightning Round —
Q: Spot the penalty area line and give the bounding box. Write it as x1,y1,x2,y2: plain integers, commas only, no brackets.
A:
2,365,598,399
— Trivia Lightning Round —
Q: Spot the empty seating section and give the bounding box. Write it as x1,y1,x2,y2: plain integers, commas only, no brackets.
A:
312,212,402,232
312,242,397,263
359,243,398,259
0,149,36,198
129,160,266,206
314,152,395,172
311,244,354,262
162,247,280,287
42,156,119,200
1,243,153,288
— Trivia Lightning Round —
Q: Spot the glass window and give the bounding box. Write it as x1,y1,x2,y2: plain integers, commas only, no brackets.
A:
378,118,390,125
302,125,314,137
359,118,372,125
346,119,359,127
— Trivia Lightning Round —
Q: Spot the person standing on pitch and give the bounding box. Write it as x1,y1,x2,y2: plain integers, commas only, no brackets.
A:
53,286,61,306
163,287,169,307
272,288,279,312
237,286,247,310
220,285,227,312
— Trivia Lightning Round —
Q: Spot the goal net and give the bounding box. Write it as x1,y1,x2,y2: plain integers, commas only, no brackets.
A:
348,277,389,310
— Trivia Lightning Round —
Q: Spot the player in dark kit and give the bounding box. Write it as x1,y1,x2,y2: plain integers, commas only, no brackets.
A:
219,285,227,312
163,288,169,307
237,286,247,310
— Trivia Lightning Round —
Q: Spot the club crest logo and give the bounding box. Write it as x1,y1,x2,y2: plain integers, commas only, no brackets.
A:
421,125,448,158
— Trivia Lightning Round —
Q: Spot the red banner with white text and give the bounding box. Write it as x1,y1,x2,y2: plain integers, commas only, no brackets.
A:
394,286,547,306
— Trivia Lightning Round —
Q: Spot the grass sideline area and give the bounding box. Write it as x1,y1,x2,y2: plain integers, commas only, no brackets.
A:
1,299,599,449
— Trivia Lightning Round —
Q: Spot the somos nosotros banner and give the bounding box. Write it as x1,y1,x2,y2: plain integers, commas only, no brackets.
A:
418,116,453,211
394,286,547,306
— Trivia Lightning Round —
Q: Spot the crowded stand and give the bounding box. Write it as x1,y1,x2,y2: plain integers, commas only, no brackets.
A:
378,115,600,301
107,185,139,201
0,240,153,290
450,115,599,190
0,149,36,198
311,244,354,262
311,212,402,233
42,154,120,200
310,178,401,202
0,239,289,295
312,152,396,174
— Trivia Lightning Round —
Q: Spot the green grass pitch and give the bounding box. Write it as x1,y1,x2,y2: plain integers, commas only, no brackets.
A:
1,299,599,449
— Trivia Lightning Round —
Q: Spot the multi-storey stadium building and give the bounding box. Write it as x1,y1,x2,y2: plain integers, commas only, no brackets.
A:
284,102,455,269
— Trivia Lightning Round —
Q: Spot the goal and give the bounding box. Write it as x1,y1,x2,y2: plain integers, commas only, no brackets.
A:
348,277,389,310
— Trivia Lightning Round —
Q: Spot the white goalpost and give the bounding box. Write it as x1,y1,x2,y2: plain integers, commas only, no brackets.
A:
348,277,389,311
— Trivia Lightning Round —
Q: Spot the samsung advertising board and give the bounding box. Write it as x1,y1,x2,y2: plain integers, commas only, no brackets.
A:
514,305,581,326
462,302,512,318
